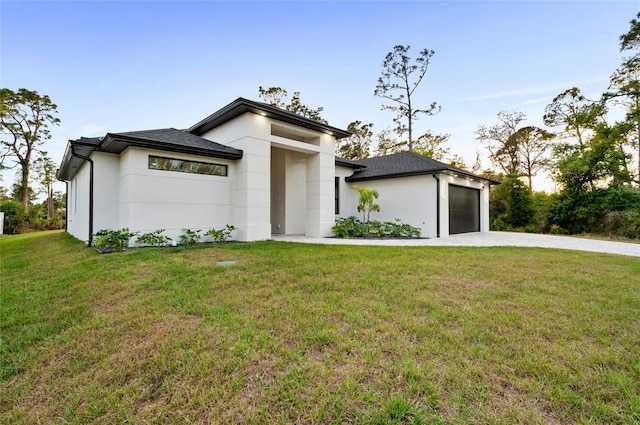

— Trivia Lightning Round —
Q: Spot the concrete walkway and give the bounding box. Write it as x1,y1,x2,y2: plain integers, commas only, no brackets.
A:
272,232,640,257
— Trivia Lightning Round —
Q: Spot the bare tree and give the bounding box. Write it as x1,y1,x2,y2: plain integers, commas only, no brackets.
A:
476,111,527,175
509,126,555,191
374,45,440,151
543,87,605,150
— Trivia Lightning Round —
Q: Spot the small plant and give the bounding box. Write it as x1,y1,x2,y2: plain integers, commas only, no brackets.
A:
351,185,380,224
136,229,172,247
389,218,421,238
93,228,139,252
332,216,367,238
205,224,237,242
332,216,421,239
179,228,202,245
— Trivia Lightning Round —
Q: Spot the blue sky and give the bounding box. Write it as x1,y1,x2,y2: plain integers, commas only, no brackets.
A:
1,1,638,192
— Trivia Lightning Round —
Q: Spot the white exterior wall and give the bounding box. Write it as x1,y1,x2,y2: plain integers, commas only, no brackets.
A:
201,114,271,241
337,172,491,239
67,161,91,242
118,147,235,243
93,152,120,233
344,175,439,238
201,113,336,240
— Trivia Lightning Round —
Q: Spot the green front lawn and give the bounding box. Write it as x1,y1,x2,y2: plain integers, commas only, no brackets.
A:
1,231,639,424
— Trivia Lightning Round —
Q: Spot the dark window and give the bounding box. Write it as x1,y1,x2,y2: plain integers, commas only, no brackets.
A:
335,177,340,214
148,155,228,176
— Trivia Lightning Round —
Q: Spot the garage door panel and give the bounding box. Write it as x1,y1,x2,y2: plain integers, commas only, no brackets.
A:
449,185,480,234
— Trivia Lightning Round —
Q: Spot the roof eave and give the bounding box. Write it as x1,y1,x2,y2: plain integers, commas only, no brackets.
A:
346,169,499,184
335,157,366,169
188,97,352,139
103,133,243,160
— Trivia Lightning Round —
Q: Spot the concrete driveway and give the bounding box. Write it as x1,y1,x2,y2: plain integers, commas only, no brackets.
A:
272,232,640,257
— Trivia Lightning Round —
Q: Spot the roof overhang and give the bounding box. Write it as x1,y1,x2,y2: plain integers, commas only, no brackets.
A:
57,132,243,181
188,97,352,139
335,156,366,169
346,168,500,185
99,133,243,160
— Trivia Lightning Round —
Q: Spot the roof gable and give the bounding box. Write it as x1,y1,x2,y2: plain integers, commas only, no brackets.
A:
188,97,351,139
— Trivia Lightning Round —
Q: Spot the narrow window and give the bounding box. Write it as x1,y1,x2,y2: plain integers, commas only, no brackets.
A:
148,155,228,176
335,177,340,214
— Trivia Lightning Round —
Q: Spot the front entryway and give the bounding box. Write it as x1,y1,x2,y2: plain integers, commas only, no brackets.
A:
270,147,307,235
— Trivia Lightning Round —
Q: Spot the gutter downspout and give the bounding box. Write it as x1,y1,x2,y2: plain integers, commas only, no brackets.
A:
70,146,94,247
432,174,440,238
64,181,68,232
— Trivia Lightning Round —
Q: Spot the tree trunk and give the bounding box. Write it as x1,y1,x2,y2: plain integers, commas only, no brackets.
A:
637,120,640,185
47,183,54,219
406,82,413,151
20,168,29,213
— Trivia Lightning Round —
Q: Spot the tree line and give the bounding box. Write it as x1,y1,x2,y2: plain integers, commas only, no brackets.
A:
0,89,64,233
259,13,640,239
482,14,639,238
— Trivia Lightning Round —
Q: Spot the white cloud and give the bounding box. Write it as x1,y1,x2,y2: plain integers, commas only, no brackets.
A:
464,76,609,103
522,97,550,105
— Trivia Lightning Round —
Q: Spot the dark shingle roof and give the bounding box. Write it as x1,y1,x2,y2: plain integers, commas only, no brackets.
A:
335,156,364,169
57,128,242,181
188,97,351,139
104,128,242,158
345,151,497,183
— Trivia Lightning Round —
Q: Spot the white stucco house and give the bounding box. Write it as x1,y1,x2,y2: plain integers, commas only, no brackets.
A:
57,97,496,245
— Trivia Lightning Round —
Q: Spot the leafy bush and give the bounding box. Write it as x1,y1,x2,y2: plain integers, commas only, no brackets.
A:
93,228,139,251
530,192,554,233
136,229,172,247
332,216,421,239
205,224,237,242
490,176,533,229
179,228,202,245
0,200,27,234
617,209,640,239
332,216,367,238
549,187,640,237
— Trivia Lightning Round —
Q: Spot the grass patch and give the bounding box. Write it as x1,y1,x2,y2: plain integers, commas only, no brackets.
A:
1,231,639,424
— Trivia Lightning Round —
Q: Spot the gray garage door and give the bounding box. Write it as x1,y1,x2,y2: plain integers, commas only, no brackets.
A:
449,185,480,234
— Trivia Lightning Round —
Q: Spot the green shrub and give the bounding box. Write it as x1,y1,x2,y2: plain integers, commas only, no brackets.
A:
179,228,202,245
204,224,237,242
0,200,27,234
93,228,139,251
332,216,367,238
332,216,421,239
612,209,640,239
136,229,172,247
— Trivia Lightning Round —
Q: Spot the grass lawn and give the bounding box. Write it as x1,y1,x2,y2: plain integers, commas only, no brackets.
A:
1,231,639,424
